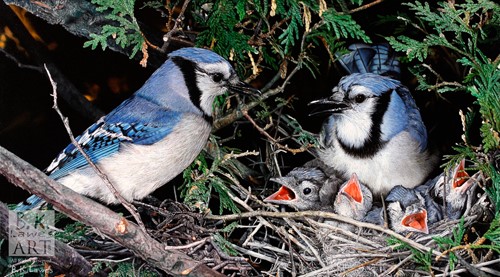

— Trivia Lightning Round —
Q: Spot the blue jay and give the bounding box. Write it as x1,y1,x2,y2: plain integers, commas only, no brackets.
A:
425,159,478,220
387,184,442,225
333,173,373,222
264,167,342,211
16,47,258,210
310,44,437,196
386,185,429,234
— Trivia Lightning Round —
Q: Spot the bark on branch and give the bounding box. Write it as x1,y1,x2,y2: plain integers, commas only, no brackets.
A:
0,146,224,276
0,202,95,276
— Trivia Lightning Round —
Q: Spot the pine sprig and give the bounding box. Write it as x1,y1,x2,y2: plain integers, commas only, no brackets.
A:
388,0,500,211
84,0,145,59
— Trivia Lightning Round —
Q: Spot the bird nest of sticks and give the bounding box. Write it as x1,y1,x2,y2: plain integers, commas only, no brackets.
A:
67,171,498,276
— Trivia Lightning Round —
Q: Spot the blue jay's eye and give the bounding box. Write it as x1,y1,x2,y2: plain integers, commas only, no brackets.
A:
212,73,223,83
303,188,312,195
354,94,366,103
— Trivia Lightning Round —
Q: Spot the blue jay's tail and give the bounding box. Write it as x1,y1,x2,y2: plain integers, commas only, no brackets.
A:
14,195,45,211
336,43,400,79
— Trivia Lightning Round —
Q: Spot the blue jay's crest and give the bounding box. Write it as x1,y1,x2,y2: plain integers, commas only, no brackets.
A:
15,47,259,208
337,43,400,79
168,47,231,64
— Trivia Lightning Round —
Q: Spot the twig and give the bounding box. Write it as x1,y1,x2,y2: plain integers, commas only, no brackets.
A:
161,0,191,52
379,254,414,276
340,257,383,276
434,259,500,277
348,0,385,14
243,111,314,154
436,237,487,261
164,237,208,250
307,219,382,248
44,64,148,235
0,48,43,72
213,58,302,131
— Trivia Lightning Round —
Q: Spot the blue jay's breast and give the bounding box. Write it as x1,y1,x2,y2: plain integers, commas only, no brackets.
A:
319,130,437,196
56,114,211,204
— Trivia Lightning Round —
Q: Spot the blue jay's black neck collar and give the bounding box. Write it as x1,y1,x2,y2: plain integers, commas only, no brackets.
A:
337,89,392,158
171,56,213,123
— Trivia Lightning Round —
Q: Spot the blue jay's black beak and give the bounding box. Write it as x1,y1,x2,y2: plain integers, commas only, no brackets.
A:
227,81,261,95
308,97,349,116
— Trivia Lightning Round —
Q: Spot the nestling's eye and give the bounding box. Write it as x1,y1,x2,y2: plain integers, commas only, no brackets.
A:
212,73,223,83
354,94,366,103
303,187,312,195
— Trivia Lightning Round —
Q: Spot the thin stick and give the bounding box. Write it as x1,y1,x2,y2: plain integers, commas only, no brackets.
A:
348,0,385,14
44,64,147,234
161,0,191,51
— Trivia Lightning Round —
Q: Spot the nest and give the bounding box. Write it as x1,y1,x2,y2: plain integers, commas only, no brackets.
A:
68,173,498,276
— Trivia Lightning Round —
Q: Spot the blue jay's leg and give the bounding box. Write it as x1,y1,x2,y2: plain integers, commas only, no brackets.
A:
14,195,44,211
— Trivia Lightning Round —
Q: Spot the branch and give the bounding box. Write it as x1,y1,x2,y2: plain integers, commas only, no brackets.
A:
0,146,225,276
0,202,95,276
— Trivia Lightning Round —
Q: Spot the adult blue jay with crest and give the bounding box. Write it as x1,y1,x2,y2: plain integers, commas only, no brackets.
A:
16,47,258,210
310,43,437,196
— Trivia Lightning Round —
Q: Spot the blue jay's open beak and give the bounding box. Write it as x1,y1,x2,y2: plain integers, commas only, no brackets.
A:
308,97,349,116
227,81,261,95
339,173,363,204
401,208,428,234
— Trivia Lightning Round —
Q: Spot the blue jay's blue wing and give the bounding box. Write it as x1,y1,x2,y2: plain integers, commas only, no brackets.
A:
14,195,44,211
47,98,182,180
336,43,400,79
395,86,428,151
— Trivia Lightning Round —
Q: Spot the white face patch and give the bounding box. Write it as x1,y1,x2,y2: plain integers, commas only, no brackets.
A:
195,61,234,115
333,85,379,148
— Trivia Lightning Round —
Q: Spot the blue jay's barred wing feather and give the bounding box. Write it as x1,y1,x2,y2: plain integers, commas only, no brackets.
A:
14,195,44,211
336,43,400,79
395,86,428,151
46,109,182,180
